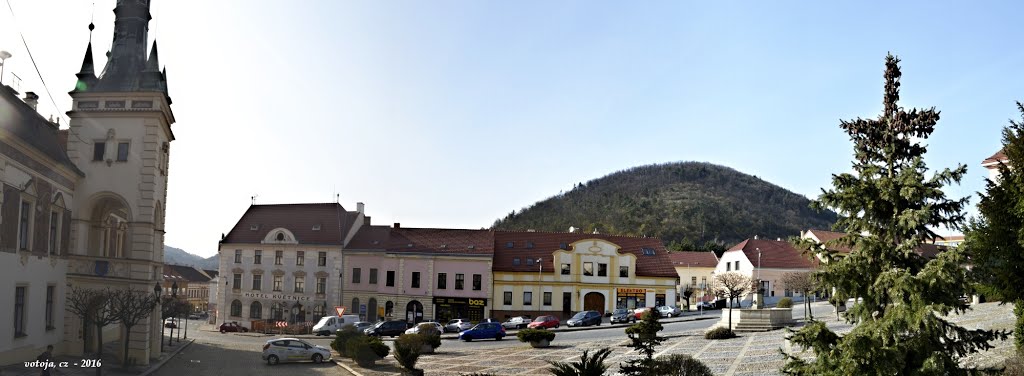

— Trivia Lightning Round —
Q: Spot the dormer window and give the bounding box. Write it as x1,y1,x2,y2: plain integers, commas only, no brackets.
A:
559,242,568,250
641,248,656,256
276,233,285,241
526,241,535,249
312,224,321,231
505,242,514,248
526,258,534,266
250,225,258,231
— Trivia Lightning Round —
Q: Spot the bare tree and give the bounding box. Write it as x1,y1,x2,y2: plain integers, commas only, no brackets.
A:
681,286,696,311
67,287,119,376
714,272,752,330
110,288,158,366
160,296,183,349
782,271,817,321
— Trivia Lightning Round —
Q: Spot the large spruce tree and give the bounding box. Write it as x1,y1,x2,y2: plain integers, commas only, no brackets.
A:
961,102,1024,353
782,54,1005,375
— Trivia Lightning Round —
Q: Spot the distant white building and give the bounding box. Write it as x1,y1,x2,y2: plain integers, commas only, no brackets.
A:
982,149,1009,181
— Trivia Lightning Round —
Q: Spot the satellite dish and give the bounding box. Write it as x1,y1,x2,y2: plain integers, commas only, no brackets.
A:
0,51,11,60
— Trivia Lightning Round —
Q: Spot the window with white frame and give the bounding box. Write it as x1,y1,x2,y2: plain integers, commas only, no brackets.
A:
18,200,32,251
48,211,60,255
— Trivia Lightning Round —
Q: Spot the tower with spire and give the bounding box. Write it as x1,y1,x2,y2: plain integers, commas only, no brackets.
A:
64,0,174,365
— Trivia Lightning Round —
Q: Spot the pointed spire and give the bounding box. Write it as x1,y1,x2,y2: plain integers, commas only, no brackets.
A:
78,42,96,76
73,23,98,93
145,41,160,72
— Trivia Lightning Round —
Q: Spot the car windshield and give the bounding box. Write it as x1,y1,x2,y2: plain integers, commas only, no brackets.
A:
532,316,547,322
571,312,587,319
448,320,459,325
614,309,627,314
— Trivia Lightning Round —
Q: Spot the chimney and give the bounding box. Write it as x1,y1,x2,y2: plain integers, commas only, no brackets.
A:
356,202,364,213
23,91,38,111
754,235,758,240
777,237,781,241
393,222,400,229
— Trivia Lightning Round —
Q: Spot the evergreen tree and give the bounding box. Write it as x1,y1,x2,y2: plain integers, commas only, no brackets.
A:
619,310,666,376
782,54,1006,375
961,102,1024,353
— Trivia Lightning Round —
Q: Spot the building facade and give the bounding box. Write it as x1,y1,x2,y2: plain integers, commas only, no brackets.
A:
716,237,820,306
343,226,493,324
0,0,174,366
668,251,718,308
217,203,365,327
491,232,678,321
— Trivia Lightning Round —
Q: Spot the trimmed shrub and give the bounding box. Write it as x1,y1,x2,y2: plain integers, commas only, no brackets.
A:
704,327,736,340
516,328,556,343
345,336,390,367
652,354,713,376
394,333,425,375
776,297,794,308
331,326,361,356
416,323,442,349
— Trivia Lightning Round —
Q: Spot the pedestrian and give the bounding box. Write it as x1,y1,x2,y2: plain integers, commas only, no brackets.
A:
37,345,53,376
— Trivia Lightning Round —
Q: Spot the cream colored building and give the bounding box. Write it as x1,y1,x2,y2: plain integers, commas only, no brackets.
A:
668,251,718,309
491,232,677,321
0,0,174,366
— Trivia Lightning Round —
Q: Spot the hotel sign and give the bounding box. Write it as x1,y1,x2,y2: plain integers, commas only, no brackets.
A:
242,292,311,302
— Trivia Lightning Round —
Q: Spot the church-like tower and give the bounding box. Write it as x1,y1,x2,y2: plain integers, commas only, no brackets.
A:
64,0,174,365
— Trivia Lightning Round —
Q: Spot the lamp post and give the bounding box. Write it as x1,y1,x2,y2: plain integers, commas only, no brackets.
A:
756,247,762,308
170,281,178,346
154,282,162,353
0,51,10,85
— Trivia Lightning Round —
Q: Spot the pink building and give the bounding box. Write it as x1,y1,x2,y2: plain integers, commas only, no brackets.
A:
343,225,494,324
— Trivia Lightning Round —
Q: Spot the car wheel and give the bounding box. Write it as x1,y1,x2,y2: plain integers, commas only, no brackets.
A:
463,335,472,342
496,334,502,341
312,354,323,364
267,355,279,366
220,329,225,333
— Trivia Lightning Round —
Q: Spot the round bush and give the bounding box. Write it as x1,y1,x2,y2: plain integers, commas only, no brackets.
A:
654,354,713,376
332,326,361,356
416,323,442,349
394,333,424,372
345,336,390,367
516,328,556,343
704,326,736,340
776,297,794,308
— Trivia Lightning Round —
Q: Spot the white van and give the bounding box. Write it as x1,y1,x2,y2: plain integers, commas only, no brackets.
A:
312,315,360,336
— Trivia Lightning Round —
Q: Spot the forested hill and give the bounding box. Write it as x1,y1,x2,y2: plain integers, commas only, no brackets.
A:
491,162,838,251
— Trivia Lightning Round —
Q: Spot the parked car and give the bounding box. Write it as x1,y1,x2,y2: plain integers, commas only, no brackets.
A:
502,316,531,330
261,337,332,365
351,321,374,333
164,319,178,328
697,301,716,310
658,305,683,317
444,318,474,333
313,315,361,336
566,310,602,327
219,322,248,333
187,313,202,320
610,309,636,324
633,307,656,319
459,322,505,342
405,321,444,335
527,315,560,329
364,320,408,337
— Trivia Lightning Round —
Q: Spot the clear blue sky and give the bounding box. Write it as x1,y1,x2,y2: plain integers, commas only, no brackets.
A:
2,1,1021,257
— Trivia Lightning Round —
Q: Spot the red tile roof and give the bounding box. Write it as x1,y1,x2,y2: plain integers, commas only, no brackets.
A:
221,203,360,245
804,229,853,252
346,225,391,250
168,264,212,283
726,238,818,269
667,251,718,268
804,229,948,259
492,231,677,278
983,149,1008,166
387,228,494,255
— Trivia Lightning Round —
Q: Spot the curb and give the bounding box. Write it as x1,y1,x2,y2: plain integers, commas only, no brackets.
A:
331,359,364,376
138,338,194,376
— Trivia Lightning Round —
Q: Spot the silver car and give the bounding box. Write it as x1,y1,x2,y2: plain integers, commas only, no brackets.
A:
405,321,444,335
658,305,683,317
262,338,332,365
445,318,473,333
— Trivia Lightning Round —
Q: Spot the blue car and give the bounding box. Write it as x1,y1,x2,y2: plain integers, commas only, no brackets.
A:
459,322,506,342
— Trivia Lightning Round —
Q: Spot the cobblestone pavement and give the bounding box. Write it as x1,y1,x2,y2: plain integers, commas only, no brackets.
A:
347,302,1015,376
150,339,352,376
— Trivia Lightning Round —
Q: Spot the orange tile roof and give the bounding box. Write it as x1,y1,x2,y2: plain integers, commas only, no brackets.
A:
667,251,718,268
726,238,819,269
492,231,676,278
221,203,360,245
983,149,1008,166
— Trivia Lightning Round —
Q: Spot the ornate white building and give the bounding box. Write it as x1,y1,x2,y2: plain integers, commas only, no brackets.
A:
0,0,174,366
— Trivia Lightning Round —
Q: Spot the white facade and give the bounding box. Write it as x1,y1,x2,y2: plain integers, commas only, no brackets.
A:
217,230,344,327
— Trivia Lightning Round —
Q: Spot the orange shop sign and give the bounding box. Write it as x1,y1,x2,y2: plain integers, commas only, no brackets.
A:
617,288,646,295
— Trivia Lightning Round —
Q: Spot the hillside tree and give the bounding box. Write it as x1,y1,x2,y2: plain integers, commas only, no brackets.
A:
961,101,1024,353
782,54,1005,375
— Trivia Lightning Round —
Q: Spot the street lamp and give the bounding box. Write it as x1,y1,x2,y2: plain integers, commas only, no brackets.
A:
0,51,11,85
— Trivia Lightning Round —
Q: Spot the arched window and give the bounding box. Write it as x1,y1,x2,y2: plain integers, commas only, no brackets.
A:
385,301,394,317
230,300,242,317
250,301,262,319
88,195,131,258
276,233,285,241
406,300,423,323
271,302,284,320
351,298,360,319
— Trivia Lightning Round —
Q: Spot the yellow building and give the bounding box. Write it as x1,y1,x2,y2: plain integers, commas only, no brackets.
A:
668,251,718,309
490,231,677,321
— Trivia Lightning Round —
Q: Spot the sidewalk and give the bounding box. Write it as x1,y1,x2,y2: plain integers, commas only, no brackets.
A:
0,339,194,376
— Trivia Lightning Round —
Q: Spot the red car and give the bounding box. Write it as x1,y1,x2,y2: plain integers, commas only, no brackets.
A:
527,315,560,329
633,307,655,320
219,322,249,333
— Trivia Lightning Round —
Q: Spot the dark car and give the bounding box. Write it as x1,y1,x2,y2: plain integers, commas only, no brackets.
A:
459,322,505,342
164,319,177,328
610,309,636,324
364,320,407,337
527,315,560,329
567,310,602,327
219,322,248,333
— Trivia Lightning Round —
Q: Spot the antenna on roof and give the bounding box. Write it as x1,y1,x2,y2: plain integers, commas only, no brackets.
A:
251,195,258,205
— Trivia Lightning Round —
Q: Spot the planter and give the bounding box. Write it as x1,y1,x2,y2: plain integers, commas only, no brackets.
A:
419,344,435,354
529,339,550,348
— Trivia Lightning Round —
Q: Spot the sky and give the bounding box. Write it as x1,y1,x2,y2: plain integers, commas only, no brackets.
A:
1,1,1021,258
